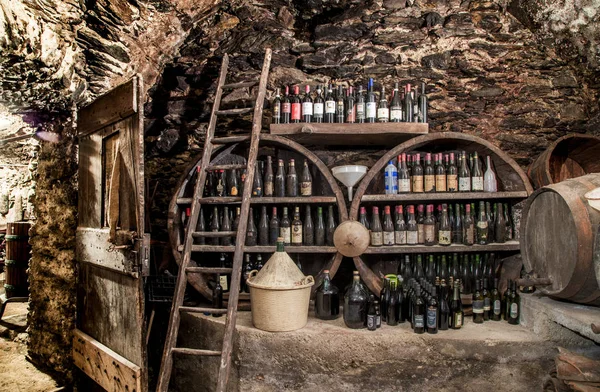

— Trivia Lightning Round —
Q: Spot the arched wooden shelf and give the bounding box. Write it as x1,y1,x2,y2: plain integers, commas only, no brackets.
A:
348,132,534,295
168,134,348,300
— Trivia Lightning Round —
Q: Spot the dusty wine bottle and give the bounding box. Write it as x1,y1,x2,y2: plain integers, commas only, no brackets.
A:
291,206,302,246
370,206,383,246
315,269,340,320
280,207,291,245
269,207,279,245
472,279,484,324
264,156,274,197
300,159,312,196
286,159,298,197
272,87,281,124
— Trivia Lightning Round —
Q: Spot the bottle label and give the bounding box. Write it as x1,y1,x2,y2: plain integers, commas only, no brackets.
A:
493,299,502,315
390,108,402,121
436,175,447,192
291,103,301,120
424,175,435,192
407,231,418,245
377,108,389,121
439,230,451,245
292,225,302,244
252,187,262,196
367,315,376,329
346,106,356,123
356,103,365,118
424,225,436,244
398,178,411,193
417,224,424,244
459,177,471,191
302,102,313,116
447,174,458,191
282,102,291,114
510,303,518,319
465,226,474,244
366,102,376,119
472,177,483,191
273,104,280,119
383,231,395,246
395,230,407,245
216,181,224,196
325,101,335,114
477,221,488,229
453,312,462,327
220,275,228,292
414,314,424,329
230,186,238,196
370,231,383,246
337,102,344,115
484,297,491,311
473,299,484,314
264,182,273,196
313,103,324,116
412,176,424,193
280,227,291,244
376,314,381,328
426,308,437,329
300,182,312,196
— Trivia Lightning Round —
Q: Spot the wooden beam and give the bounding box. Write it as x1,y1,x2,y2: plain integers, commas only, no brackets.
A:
78,79,137,135
73,328,141,392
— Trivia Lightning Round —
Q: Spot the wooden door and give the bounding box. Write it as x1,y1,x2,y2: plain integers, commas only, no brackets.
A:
73,76,149,392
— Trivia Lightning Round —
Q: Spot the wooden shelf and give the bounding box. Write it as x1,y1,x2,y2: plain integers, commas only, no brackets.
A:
362,240,520,254
177,196,337,205
181,245,338,253
361,191,529,203
224,292,250,301
269,122,428,146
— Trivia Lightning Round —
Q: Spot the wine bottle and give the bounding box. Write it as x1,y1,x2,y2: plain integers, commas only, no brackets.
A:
424,204,436,246
344,271,368,329
472,279,484,324
426,255,436,283
286,159,298,197
406,205,418,245
416,204,425,244
258,206,269,246
404,83,414,122
484,155,497,192
302,85,313,123
382,205,395,246
375,300,382,328
463,204,474,245
458,152,471,192
326,205,336,246
346,86,355,123
282,85,291,124
438,204,451,246
356,85,365,123
476,201,488,245
263,156,274,197
438,283,450,330
256,253,264,270
427,287,439,334
412,153,424,193
335,85,345,123
216,170,225,197
239,168,247,195
370,206,383,247
424,153,435,192
387,282,399,326
495,203,506,243
394,205,407,245
291,206,303,246
315,269,340,320
315,206,325,246
452,203,463,244
213,274,224,317
435,153,447,192
366,78,376,123
447,152,458,192
280,207,291,245
272,87,281,124
228,167,240,196
419,82,428,123
490,278,502,321
312,85,324,123
291,85,301,123
377,85,389,122
300,159,312,197
482,278,491,321
196,207,206,245
504,203,513,241
269,207,279,245
242,254,252,293
471,151,484,191
220,253,232,293
461,255,472,295
210,206,220,245
390,82,403,122
384,160,398,194
245,207,257,246
450,280,463,329
222,206,232,246
413,286,425,334
412,86,419,122
275,159,285,197
359,206,370,230
252,164,263,197
324,85,335,123
304,205,314,246
398,153,411,193
508,280,520,325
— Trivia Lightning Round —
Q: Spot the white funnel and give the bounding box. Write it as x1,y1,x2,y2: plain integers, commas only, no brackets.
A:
332,165,368,202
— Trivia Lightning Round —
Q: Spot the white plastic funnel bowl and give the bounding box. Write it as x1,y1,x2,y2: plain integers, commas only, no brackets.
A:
332,165,368,202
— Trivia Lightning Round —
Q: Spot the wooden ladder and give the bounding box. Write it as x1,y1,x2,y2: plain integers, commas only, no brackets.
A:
157,48,272,392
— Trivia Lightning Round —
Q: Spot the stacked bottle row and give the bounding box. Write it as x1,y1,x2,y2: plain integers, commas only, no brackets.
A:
189,205,338,246
359,201,513,246
383,151,498,194
272,78,428,124
202,157,314,198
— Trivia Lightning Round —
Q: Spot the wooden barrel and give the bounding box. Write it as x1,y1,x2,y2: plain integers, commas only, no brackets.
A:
5,222,31,298
521,174,600,305
528,134,600,189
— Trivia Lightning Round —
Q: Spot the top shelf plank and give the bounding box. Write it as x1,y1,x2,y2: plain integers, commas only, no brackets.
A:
361,191,529,202
269,122,428,146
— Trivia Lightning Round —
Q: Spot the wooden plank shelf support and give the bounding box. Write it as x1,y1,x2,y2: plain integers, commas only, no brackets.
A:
361,191,529,202
211,136,250,145
186,267,233,274
179,306,228,315
216,108,253,116
192,231,237,238
171,348,222,356
249,196,337,204
206,164,247,171
362,241,521,254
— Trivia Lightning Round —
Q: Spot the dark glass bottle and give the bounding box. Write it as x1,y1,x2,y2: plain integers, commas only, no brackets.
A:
344,271,368,329
252,164,263,197
406,205,418,245
242,254,252,293
360,206,370,230
286,159,298,197
302,85,313,123
424,204,436,246
282,85,291,124
315,206,325,246
380,278,389,323
450,280,463,329
275,159,285,197
272,87,281,124
419,83,428,123
404,83,414,122
356,85,365,123
216,170,226,197
487,202,495,243
412,153,424,193
303,205,314,246
336,85,345,123
315,269,340,320
495,203,506,243
463,203,474,245
426,255,436,283
508,280,520,325
458,152,471,192
387,281,399,326
263,156,274,197
291,206,303,246
439,284,450,330
375,300,381,328
213,274,223,317
413,286,425,334
383,205,395,246
370,206,383,247
221,206,232,246
367,295,377,331
210,206,220,246
472,280,484,324
476,201,489,245
438,204,451,246
326,205,336,246
453,203,463,244
280,207,291,245
377,85,389,123
504,203,513,241
258,206,269,246
439,255,449,282
205,170,215,197
491,278,502,321
427,287,439,334
269,207,279,245
395,205,406,244
424,153,435,192
196,207,206,245
366,78,376,123
451,253,460,280
471,151,484,191
345,86,355,123
398,153,411,193
228,168,240,197
313,85,324,123
462,255,472,295
245,208,257,246
219,253,230,293
324,85,335,123
300,159,312,197
446,152,458,192
435,153,446,192
291,85,301,123
255,254,264,270
482,279,491,321
390,83,402,122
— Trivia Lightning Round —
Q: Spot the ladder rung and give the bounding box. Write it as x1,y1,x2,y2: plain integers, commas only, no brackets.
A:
180,306,228,315
211,136,250,145
171,348,222,356
177,197,192,204
192,231,236,238
221,81,257,90
175,197,242,205
206,164,247,171
186,267,233,274
216,108,253,116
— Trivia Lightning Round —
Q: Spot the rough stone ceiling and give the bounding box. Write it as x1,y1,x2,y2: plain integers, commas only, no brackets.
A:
0,0,599,115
